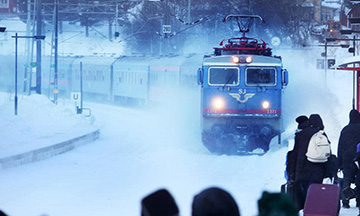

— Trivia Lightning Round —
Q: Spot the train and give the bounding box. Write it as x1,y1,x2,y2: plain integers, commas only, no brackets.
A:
0,54,202,106
197,15,289,155
0,15,288,155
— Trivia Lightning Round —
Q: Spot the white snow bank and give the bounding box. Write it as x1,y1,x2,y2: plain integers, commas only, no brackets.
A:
0,92,98,158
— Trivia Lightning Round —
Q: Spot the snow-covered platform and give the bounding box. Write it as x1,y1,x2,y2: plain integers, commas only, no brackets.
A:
0,92,100,169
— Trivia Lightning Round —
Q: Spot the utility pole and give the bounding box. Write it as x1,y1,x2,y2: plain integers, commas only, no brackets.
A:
164,0,169,54
115,2,118,38
36,0,42,94
54,0,59,103
15,33,18,115
187,0,191,23
353,35,356,109
24,0,32,94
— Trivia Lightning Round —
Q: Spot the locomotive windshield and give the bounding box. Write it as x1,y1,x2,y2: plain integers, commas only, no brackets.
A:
208,67,239,86
245,67,276,86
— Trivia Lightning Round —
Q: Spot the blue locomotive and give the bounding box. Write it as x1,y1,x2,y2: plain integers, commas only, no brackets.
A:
197,15,289,154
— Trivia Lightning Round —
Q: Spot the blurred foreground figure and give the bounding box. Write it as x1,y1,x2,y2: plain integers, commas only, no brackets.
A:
141,189,179,216
192,187,240,216
0,210,7,216
258,191,298,216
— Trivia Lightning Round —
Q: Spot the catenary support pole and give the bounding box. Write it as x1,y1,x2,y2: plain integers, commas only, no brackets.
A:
54,0,59,104
36,0,42,94
15,33,18,115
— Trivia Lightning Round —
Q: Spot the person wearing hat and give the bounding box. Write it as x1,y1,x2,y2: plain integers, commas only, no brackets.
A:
338,109,360,208
290,114,329,210
191,187,240,216
286,115,309,181
141,188,179,216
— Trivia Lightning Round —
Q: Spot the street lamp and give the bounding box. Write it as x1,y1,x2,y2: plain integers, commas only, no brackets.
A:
11,33,45,115
322,38,351,87
339,29,360,109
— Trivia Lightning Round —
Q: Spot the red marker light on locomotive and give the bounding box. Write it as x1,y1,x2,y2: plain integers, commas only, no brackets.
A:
245,56,252,63
232,56,240,64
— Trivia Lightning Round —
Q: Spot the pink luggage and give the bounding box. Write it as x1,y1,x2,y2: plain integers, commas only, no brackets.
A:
303,183,340,216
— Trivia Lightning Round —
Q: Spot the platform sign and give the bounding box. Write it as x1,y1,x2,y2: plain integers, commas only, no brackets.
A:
317,59,324,69
328,59,336,69
71,92,81,102
162,25,171,34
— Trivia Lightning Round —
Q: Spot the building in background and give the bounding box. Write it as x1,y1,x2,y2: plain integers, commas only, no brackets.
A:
0,0,17,14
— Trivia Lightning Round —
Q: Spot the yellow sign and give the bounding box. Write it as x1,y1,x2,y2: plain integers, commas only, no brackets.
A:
53,89,59,94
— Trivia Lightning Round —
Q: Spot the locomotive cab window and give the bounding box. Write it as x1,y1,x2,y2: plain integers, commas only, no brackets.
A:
208,67,239,86
245,67,276,86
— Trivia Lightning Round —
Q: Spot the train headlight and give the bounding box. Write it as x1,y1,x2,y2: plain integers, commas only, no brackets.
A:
212,97,225,110
262,100,270,109
232,56,240,64
245,56,252,63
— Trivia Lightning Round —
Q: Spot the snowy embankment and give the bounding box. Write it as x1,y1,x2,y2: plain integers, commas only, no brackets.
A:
0,92,98,159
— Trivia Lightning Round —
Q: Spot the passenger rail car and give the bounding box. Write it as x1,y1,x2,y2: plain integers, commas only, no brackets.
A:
197,15,289,155
0,55,201,106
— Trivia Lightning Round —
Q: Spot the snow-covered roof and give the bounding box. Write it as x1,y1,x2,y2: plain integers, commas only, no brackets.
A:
322,2,341,10
0,17,26,33
334,56,360,68
301,3,314,7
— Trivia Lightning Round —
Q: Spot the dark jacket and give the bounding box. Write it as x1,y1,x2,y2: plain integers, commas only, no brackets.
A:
350,153,360,187
338,110,360,170
286,116,309,181
293,114,327,182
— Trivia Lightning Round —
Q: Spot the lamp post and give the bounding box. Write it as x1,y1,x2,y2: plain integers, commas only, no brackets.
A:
340,29,360,109
322,38,349,87
11,34,45,115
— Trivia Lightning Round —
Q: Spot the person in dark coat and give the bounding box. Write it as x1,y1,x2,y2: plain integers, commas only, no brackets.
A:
141,188,179,216
286,115,309,181
338,109,360,208
291,114,328,210
192,187,240,216
350,143,360,216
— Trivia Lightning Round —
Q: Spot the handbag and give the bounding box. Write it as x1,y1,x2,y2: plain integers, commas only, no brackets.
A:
342,186,356,200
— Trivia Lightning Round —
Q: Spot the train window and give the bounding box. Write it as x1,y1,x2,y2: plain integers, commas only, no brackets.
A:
245,67,276,86
208,67,239,86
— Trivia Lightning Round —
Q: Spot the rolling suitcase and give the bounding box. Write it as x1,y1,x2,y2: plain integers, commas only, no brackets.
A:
303,183,340,216
281,181,304,210
281,181,296,202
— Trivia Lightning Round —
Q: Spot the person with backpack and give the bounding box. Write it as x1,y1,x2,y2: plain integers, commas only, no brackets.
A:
291,114,330,210
338,109,360,208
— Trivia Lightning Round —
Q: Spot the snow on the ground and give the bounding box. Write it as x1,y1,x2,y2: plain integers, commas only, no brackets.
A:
0,17,359,216
0,92,97,158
